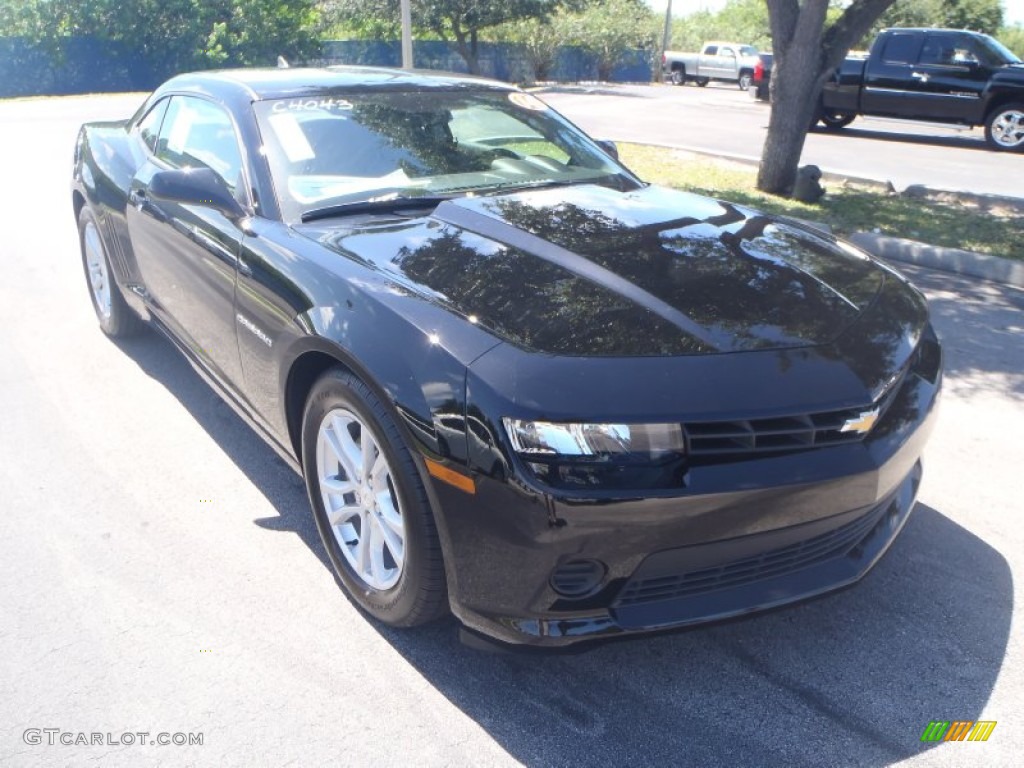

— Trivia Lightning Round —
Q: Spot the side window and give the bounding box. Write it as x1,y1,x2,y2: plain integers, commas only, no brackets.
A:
156,96,245,192
134,99,169,154
704,45,718,56
881,33,923,64
920,35,980,66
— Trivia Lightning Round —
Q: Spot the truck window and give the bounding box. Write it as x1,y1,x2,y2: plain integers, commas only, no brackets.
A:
704,45,718,56
880,33,923,64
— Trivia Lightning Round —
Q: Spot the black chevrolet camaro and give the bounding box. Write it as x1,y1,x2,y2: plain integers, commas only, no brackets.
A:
72,67,941,647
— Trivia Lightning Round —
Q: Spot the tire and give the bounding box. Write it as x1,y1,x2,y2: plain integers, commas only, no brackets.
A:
78,206,145,337
984,102,1024,151
818,109,856,130
738,72,752,91
302,368,447,627
696,77,709,87
670,68,684,86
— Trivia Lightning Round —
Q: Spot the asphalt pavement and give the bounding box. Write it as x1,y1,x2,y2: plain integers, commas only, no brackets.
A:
0,94,1022,767
539,82,1024,199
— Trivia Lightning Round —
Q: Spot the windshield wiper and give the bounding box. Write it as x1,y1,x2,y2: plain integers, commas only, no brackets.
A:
300,195,454,223
482,179,581,194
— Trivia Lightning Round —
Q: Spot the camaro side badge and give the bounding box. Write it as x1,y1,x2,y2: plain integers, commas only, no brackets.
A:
840,407,880,434
237,313,273,348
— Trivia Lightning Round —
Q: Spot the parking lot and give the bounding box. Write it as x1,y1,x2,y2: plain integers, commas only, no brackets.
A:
541,82,1024,198
0,93,1022,766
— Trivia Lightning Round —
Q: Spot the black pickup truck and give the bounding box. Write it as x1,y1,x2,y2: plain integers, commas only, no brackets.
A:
819,28,1024,150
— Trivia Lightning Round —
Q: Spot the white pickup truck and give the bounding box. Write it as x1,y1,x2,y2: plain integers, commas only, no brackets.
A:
663,42,761,89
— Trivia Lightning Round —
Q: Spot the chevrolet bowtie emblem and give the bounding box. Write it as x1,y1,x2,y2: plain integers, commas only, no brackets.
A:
840,407,880,435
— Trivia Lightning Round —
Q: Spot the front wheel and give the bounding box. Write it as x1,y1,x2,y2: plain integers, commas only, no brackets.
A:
984,103,1024,151
696,77,709,87
818,109,856,130
738,73,752,91
302,368,447,627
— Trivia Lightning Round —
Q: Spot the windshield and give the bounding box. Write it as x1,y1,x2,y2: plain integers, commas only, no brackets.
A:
254,88,640,221
978,34,1021,65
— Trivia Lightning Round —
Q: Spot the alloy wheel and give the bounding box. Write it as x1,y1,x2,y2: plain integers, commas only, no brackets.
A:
316,407,406,591
991,109,1024,148
83,220,112,321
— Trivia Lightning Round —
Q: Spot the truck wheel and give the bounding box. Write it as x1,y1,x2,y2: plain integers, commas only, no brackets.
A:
670,68,685,86
984,103,1024,151
738,72,753,91
818,109,855,130
696,77,709,87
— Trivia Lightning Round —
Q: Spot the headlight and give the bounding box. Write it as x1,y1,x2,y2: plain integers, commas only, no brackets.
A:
501,419,688,490
502,419,685,461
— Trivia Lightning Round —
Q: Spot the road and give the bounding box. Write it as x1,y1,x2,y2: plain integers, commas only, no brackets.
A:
0,94,1022,767
539,82,1024,199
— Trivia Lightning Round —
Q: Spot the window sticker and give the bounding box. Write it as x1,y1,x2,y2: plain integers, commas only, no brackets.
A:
268,112,316,163
508,92,548,111
271,97,353,113
166,106,196,153
288,168,414,205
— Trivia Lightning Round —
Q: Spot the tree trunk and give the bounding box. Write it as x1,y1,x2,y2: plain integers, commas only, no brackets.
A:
758,0,901,195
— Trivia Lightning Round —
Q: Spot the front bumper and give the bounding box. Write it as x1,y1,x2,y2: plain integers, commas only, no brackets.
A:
430,344,940,648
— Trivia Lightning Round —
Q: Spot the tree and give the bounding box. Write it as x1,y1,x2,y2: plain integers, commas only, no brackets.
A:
671,0,773,53
757,0,901,195
872,0,1003,40
1,1,319,81
561,0,659,80
1001,23,1024,57
324,0,564,74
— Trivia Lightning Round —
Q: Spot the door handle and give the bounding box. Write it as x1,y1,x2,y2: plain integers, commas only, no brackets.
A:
911,71,929,82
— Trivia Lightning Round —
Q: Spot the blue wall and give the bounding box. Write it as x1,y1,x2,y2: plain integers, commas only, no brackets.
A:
0,38,653,98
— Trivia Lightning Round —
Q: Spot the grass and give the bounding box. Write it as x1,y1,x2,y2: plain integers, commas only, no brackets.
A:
617,143,1024,261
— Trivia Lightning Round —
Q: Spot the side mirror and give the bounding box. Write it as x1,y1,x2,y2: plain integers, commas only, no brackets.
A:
596,139,619,160
148,167,246,220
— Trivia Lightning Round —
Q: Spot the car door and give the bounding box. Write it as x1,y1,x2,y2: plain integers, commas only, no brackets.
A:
127,95,248,388
861,31,927,117
713,46,738,80
911,33,992,122
697,45,718,78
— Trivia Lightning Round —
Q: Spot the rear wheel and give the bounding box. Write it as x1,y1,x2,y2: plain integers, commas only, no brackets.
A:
696,77,709,87
78,207,144,337
302,368,447,627
670,68,684,86
818,109,856,130
984,103,1024,151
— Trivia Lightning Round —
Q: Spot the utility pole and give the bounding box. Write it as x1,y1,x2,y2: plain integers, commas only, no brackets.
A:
661,0,673,81
401,0,414,69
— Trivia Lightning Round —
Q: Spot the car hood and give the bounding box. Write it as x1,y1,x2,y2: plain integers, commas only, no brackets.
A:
306,184,891,357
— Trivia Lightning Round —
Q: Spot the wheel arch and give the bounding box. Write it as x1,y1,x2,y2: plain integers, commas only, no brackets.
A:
282,335,462,602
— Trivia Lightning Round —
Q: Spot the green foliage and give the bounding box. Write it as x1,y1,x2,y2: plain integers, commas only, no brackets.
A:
999,23,1024,57
871,0,1004,42
670,0,772,52
560,0,660,80
0,0,320,78
322,0,564,72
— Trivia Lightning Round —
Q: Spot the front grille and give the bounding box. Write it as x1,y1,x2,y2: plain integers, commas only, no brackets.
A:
614,502,889,607
684,369,906,457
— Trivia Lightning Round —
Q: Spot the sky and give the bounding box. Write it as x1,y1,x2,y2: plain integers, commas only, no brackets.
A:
643,1,1024,27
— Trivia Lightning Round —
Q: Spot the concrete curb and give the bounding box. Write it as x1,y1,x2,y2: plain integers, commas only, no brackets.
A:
848,233,1024,288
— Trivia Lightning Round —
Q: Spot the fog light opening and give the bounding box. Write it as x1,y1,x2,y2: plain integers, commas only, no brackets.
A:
550,559,607,598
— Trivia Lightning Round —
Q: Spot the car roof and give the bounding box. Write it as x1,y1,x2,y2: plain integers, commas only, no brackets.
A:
158,66,515,102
